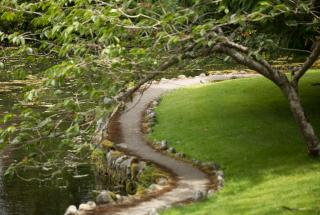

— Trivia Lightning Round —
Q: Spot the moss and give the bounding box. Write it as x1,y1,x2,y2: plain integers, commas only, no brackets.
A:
137,165,168,188
131,163,139,179
90,148,105,172
110,150,123,158
100,139,114,150
135,184,147,196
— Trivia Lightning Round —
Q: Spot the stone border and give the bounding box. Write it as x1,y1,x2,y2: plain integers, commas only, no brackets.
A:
65,72,260,215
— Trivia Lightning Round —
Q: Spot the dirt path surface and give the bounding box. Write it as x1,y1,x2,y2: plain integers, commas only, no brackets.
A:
107,74,258,215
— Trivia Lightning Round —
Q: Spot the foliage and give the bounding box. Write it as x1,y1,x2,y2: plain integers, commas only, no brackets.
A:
0,0,319,179
152,72,320,215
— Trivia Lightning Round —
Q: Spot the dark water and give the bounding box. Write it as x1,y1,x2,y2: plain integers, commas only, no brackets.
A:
0,83,100,215
0,155,96,215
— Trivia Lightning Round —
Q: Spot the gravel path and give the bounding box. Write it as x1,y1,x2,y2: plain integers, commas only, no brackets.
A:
104,74,258,215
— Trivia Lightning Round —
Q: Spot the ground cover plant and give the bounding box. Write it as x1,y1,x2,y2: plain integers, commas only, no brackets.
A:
152,71,320,215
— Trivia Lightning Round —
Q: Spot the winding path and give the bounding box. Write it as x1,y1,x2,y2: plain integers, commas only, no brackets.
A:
103,74,258,215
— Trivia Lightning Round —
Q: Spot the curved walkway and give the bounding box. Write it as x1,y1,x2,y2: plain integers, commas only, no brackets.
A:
104,74,258,215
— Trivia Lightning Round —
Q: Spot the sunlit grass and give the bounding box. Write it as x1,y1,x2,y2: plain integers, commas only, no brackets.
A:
151,71,320,215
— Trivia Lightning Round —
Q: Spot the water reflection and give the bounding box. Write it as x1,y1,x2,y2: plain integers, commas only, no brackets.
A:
0,81,101,215
0,145,98,215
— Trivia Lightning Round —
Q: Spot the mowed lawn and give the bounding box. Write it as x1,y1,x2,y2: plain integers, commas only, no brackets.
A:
151,71,320,215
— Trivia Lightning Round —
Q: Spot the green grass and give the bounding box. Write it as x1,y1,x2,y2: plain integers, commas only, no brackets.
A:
151,71,320,215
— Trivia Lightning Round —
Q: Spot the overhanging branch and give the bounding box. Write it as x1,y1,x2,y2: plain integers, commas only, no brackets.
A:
292,39,320,84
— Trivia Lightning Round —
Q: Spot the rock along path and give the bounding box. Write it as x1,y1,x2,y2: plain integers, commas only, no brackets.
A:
104,74,258,215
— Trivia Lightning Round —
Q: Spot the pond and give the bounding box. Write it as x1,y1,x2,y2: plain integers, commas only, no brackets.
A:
0,66,104,215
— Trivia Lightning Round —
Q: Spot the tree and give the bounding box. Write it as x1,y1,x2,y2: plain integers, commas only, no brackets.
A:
0,0,319,179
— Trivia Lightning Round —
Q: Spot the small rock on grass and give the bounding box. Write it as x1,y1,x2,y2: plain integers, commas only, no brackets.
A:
175,152,185,158
193,190,207,201
207,189,215,197
159,140,167,150
167,147,176,154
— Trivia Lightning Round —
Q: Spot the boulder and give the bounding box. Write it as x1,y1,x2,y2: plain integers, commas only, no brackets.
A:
119,157,135,177
96,190,114,205
199,73,206,77
115,155,128,170
64,205,78,215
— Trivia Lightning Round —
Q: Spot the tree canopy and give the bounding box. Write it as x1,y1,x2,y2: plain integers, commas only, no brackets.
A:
0,0,320,180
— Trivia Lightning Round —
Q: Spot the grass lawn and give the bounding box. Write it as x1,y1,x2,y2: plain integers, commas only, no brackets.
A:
151,71,320,215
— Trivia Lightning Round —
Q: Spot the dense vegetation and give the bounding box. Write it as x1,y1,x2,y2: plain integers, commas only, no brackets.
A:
0,0,319,180
152,72,320,215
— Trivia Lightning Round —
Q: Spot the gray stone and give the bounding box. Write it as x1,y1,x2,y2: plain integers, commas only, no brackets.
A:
212,163,221,170
199,73,206,77
146,108,153,115
193,190,206,201
146,112,156,120
159,140,167,150
78,201,96,211
148,208,159,215
167,147,176,154
149,119,156,126
157,177,168,186
152,100,159,106
64,205,78,215
216,170,224,178
217,175,224,182
207,189,215,197
115,155,128,170
192,160,202,165
96,190,113,205
177,75,186,79
175,152,185,158
149,184,162,191
160,78,169,82
116,194,124,202
103,97,113,105
119,157,135,177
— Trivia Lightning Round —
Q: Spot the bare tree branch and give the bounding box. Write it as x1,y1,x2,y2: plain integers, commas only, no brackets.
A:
293,39,320,83
212,43,287,85
1,5,43,16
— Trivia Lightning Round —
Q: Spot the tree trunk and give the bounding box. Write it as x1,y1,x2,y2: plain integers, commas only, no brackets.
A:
281,83,320,156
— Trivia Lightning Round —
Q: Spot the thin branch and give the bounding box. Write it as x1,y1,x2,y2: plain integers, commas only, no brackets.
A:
1,5,43,16
212,43,280,83
293,39,320,83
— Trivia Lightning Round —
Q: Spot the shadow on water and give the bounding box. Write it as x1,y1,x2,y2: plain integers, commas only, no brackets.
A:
0,145,97,215
0,77,106,214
